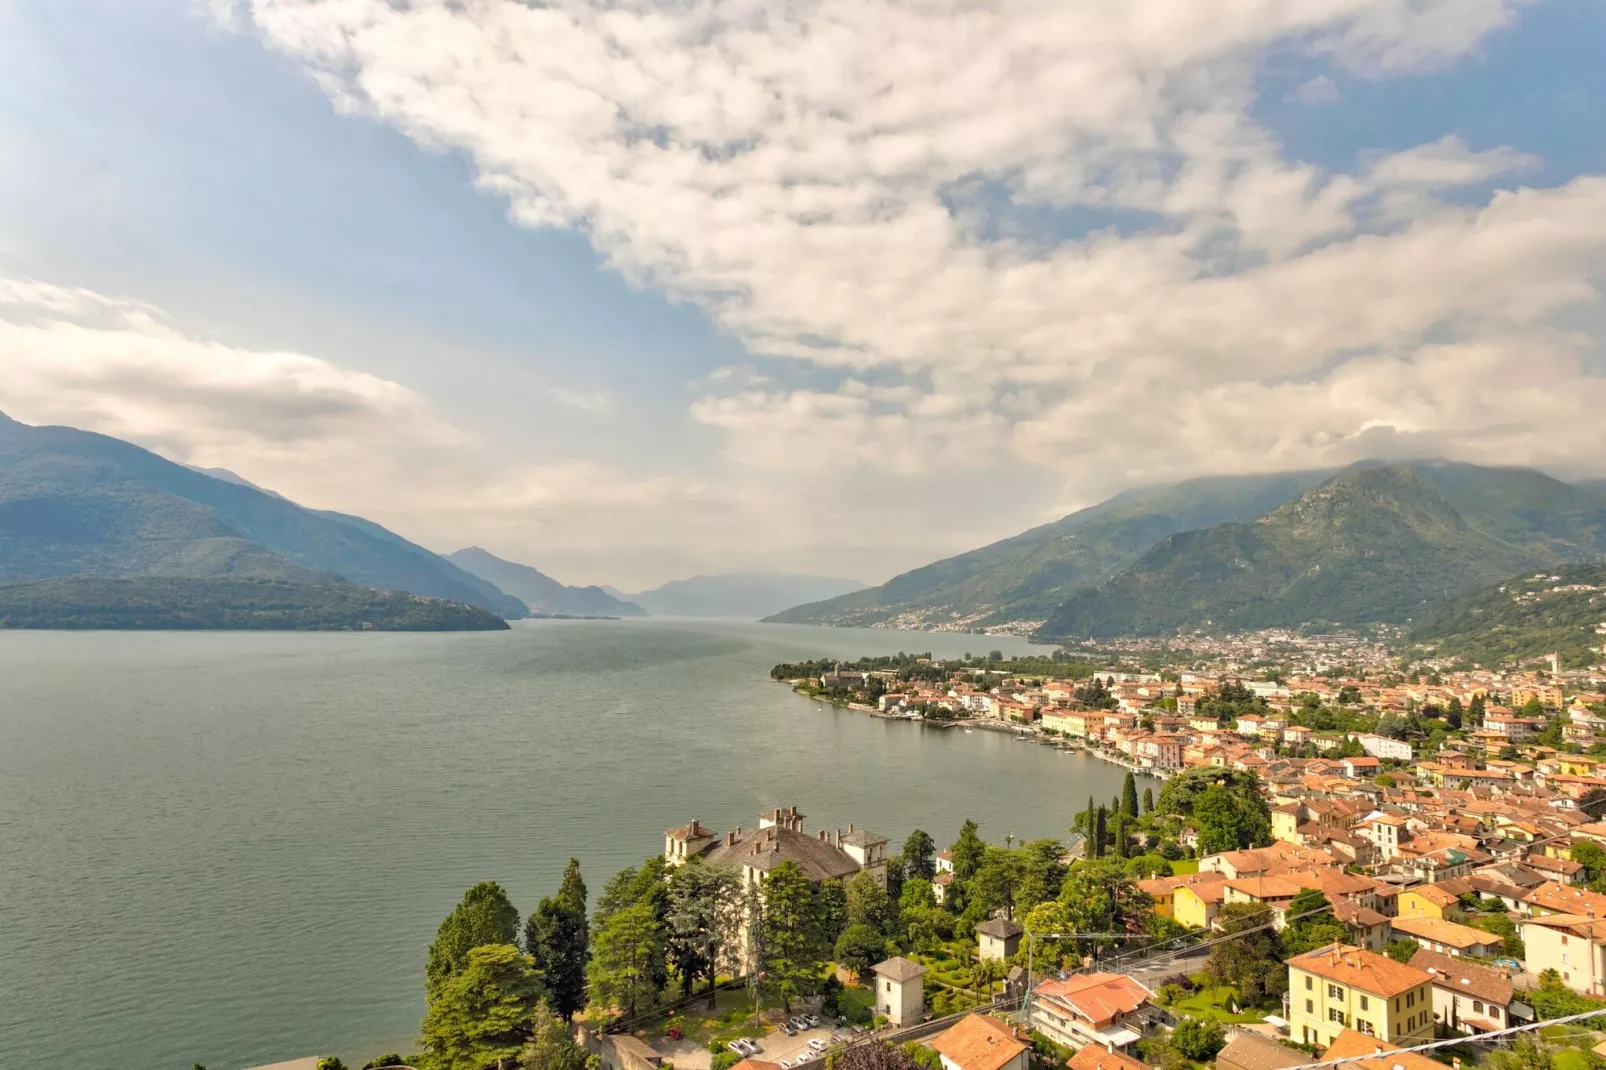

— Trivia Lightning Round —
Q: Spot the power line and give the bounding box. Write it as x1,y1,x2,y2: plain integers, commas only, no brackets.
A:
1274,1005,1606,1070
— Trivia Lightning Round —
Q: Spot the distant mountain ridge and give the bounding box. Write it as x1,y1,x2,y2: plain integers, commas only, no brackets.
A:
624,572,867,618
1410,563,1606,668
763,469,1341,630
766,458,1606,638
447,547,646,617
0,412,527,619
1038,465,1555,637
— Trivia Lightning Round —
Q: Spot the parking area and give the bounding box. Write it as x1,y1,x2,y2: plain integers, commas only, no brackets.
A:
750,1023,843,1067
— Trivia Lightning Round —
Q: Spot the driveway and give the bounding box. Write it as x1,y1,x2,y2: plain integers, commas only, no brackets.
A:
753,1023,842,1066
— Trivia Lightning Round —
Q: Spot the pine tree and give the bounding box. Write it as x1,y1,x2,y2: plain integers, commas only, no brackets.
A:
587,901,665,1020
1122,772,1140,818
525,859,590,1021
667,861,740,1006
420,944,541,1070
902,830,937,881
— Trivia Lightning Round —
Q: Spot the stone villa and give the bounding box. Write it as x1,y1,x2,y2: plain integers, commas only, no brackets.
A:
665,806,891,890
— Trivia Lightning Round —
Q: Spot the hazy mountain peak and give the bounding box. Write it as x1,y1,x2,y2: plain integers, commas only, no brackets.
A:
446,547,646,617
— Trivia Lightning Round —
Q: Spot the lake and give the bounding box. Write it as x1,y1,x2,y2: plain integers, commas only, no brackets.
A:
0,618,1145,1069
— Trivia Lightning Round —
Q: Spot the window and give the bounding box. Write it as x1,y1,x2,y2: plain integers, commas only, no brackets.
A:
1306,1000,1314,1014
1357,1020,1374,1036
886,982,892,993
1329,1009,1347,1025
1306,976,1314,990
1406,991,1414,1007
1329,984,1345,1000
1473,1001,1484,1014
1360,996,1369,1011
1395,998,1401,1013
1491,1007,1501,1021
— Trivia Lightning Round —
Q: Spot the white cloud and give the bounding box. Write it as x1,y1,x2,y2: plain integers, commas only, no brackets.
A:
1292,75,1341,103
106,0,1606,580
548,385,614,415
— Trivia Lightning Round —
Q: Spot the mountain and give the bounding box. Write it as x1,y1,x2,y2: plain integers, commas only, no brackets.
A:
1410,563,1606,668
447,547,646,617
763,470,1341,629
1037,465,1606,639
0,576,509,631
629,572,866,618
0,413,527,617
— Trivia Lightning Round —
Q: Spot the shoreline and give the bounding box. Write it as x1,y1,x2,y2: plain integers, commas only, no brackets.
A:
785,683,1169,779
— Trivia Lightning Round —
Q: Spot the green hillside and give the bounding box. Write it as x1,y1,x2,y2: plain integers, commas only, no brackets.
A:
1409,564,1606,668
1037,467,1578,639
762,469,1338,629
0,576,510,631
0,413,525,616
447,547,646,617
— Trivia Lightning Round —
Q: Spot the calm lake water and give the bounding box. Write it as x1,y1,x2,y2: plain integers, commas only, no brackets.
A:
0,618,1143,1070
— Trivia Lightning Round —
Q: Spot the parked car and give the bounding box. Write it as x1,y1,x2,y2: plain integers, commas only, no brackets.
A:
741,1039,763,1056
805,1014,820,1027
781,1024,796,1036
808,1038,829,1052
790,1016,808,1030
728,1041,748,1055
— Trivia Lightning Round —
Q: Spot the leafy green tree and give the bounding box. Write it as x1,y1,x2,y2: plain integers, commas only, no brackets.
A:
1581,788,1606,820
1142,787,1154,814
835,923,889,979
316,1060,348,1070
1385,937,1420,964
902,830,937,881
1016,839,1067,913
426,882,521,1001
666,860,740,1005
1124,854,1172,879
846,871,896,936
1122,772,1140,818
419,943,541,1070
521,1001,596,1070
1206,902,1285,1007
762,861,825,1011
360,1057,405,1069
1058,859,1153,959
1021,900,1077,969
1172,1017,1226,1061
813,877,849,949
587,901,665,1019
949,820,986,884
1193,784,1270,854
525,858,590,1021
1282,889,1348,954
1573,840,1606,885
967,847,1027,922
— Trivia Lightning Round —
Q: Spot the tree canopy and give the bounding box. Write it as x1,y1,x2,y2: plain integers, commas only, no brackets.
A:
419,943,542,1070
426,882,522,1001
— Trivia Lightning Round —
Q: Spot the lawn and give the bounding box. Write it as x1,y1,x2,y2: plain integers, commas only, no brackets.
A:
1170,858,1200,875
1165,983,1268,1024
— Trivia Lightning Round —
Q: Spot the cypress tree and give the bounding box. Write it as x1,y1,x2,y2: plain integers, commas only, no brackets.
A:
1142,787,1154,814
1094,806,1108,859
1122,772,1140,818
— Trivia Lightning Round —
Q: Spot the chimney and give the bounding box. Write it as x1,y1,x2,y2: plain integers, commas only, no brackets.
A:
835,829,843,848
819,830,827,842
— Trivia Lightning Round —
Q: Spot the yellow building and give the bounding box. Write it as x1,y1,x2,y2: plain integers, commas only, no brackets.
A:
1271,804,1303,845
1396,885,1459,921
1286,944,1435,1049
1173,876,1228,930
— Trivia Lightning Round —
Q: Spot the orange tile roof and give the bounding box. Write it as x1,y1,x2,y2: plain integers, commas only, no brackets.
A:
929,1014,1028,1070
1523,881,1606,916
1287,944,1433,998
1322,1029,1441,1070
1036,972,1154,1027
1389,915,1504,950
1068,1046,1148,1070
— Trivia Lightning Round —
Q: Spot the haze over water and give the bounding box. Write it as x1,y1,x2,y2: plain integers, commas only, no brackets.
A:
0,619,1140,1070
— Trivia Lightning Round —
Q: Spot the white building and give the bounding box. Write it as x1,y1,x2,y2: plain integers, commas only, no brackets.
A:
1353,733,1415,761
872,957,926,1026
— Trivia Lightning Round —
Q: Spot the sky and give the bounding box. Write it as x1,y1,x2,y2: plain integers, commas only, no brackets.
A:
0,0,1603,590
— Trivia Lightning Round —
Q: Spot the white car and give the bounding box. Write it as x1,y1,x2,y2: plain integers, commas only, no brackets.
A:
740,1039,763,1056
808,1038,829,1052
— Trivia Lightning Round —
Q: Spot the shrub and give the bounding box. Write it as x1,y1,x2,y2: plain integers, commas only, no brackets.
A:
361,1057,405,1070
316,1060,349,1070
711,1053,743,1070
1172,1017,1226,1061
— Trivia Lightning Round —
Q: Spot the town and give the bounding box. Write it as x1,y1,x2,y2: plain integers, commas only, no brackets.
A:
262,644,1606,1070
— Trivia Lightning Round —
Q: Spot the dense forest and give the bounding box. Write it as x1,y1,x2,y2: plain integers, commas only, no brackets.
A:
0,576,511,631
